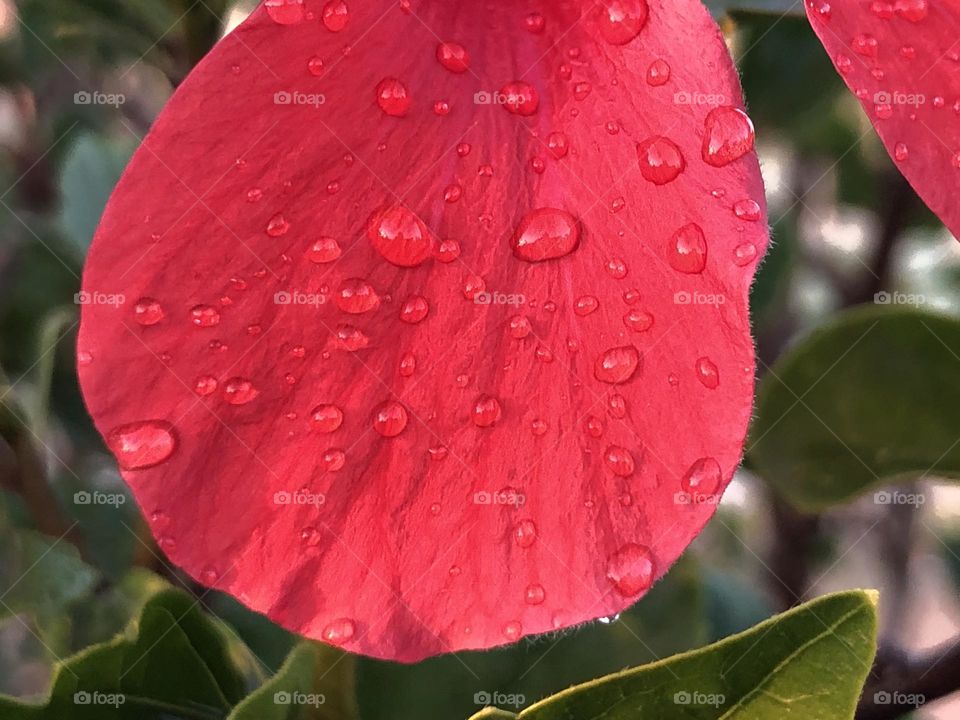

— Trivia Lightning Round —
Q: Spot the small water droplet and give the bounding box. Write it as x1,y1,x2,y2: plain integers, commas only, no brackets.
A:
223,378,258,405
606,543,654,596
106,420,177,469
322,618,356,644
399,353,417,377
472,395,502,427
265,0,305,24
681,457,722,502
322,448,346,471
604,446,636,476
321,0,349,31
646,58,671,85
134,298,164,326
311,404,343,432
375,77,411,117
733,199,762,221
306,237,342,264
668,223,708,274
575,295,599,316
695,357,719,389
733,243,757,266
336,278,379,314
511,208,580,262
525,583,546,605
594,345,641,384
514,519,537,547
585,416,604,437
525,12,545,32
436,42,470,73
499,81,540,115
547,131,569,159
190,304,221,328
194,375,218,396
502,621,522,641
399,295,430,324
266,213,290,237
373,401,408,437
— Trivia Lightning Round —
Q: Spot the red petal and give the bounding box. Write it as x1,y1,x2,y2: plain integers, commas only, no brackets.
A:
805,0,960,237
78,0,767,661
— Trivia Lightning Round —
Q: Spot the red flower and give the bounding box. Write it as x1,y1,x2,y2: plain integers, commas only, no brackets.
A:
78,0,767,661
806,0,960,237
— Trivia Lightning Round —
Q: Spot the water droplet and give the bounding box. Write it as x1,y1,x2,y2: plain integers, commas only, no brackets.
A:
547,131,569,158
525,12,545,33
530,156,546,174
399,353,417,377
194,375,218,396
606,543,654,596
443,183,462,203
311,404,343,432
321,0,349,30
375,77,411,117
895,0,928,21
104,419,176,472
399,295,430,324
806,0,832,20
306,237,342,264
322,448,346,471
190,304,221,327
436,42,470,73
646,58,671,85
695,357,719,389
367,205,432,266
511,208,580,262
509,315,532,339
573,82,592,101
595,0,649,44
733,199,761,221
307,56,325,76
530,419,548,436
637,136,685,185
623,309,653,332
525,583,546,604
702,107,755,167
200,566,219,584
502,621,522,641
266,213,290,237
733,243,757,266
681,457,722,502
499,81,539,115
606,257,628,279
585,416,605,437
134,298,164,326
223,378,258,405
535,346,554,363
894,142,909,161
373,401,408,437
604,446,636,476
594,345,640,384
336,278,380,314
472,395,502,427
322,618,355,644
668,223,708,274
608,394,627,418
514,519,537,547
436,239,460,262
575,295,599,316
852,33,878,57
265,0,305,24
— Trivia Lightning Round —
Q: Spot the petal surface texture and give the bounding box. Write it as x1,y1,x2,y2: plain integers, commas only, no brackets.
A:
78,0,768,661
806,0,960,237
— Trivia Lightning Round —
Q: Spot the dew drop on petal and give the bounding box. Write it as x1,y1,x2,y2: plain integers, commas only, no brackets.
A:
306,237,342,264
623,309,653,332
511,208,580,262
594,345,641,384
399,353,417,377
733,199,762,221
472,394,502,427
695,356,719,389
681,457,722,501
190,304,221,327
702,107,755,167
575,295,599,316
604,446,636,476
265,0,305,24
106,421,177,470
321,0,349,31
367,205,432,266
399,295,430,324
322,618,356,644
499,81,539,115
266,213,290,237
502,621,523,641
336,278,380,314
525,12,545,32
322,448,346,471
311,404,343,432
668,223,708,274
373,401,408,437
547,131,569,158
436,42,470,73
509,315,532,339
514,519,537,547
646,58,671,85
525,583,546,605
223,378,258,405
134,298,164,326
733,242,757,266
595,0,649,45
194,375,218,396
375,77,412,117
606,543,654,596
636,136,685,184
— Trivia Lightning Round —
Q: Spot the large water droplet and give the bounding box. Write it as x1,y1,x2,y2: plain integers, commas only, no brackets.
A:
604,446,636,476
436,41,470,73
594,345,640,384
733,199,761,221
399,295,430,324
265,0,305,24
575,295,599,316
311,404,343,433
190,304,220,328
306,237,342,264
595,0,649,45
322,618,356,644
367,205,433,266
646,58,671,85
472,395,502,427
514,519,537,547
375,77,411,117
525,583,546,605
322,0,349,30
106,420,177,469
637,136,685,184
373,401,408,437
499,81,539,116
223,378,258,405
134,298,164,326
702,107,755,167
695,357,719,389
681,457,722,502
266,213,290,237
511,208,580,262
606,543,654,596
668,223,707,274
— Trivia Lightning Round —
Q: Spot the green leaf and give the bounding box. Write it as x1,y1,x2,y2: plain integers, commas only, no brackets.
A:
706,0,803,18
57,133,135,257
749,306,960,510
512,590,877,720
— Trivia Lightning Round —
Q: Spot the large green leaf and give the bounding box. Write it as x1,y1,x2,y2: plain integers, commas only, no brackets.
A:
470,590,877,720
749,306,960,510
706,0,803,17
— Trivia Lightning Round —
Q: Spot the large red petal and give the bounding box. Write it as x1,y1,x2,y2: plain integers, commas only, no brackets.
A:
805,0,960,237
78,0,767,661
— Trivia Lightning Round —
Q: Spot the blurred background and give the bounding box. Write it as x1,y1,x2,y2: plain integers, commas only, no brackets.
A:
1,1,959,718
